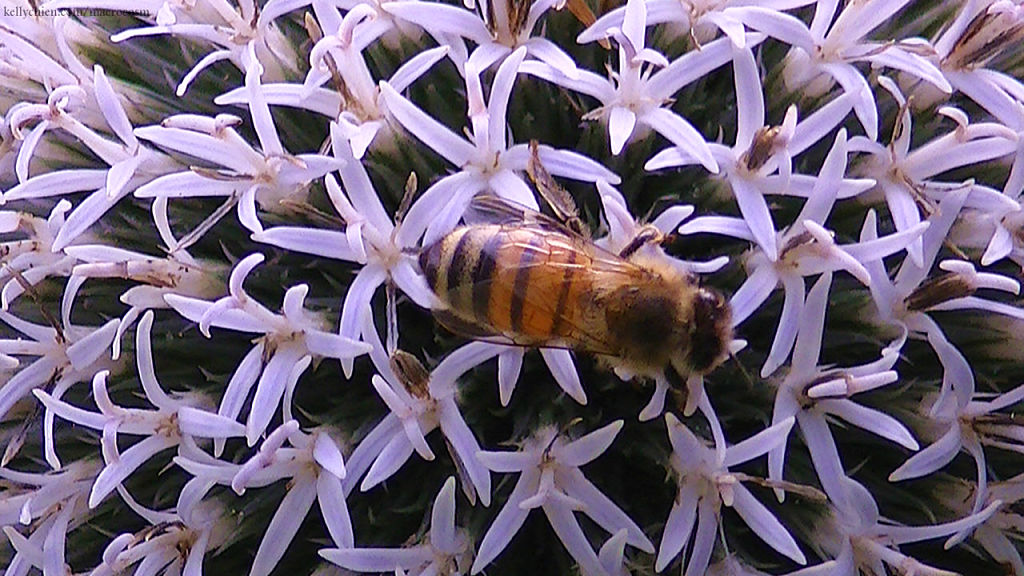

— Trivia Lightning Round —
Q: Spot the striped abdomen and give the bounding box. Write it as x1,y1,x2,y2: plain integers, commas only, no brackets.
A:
418,225,590,344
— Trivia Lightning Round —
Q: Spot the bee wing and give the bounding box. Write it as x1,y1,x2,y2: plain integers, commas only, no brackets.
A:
467,195,583,238
436,226,647,355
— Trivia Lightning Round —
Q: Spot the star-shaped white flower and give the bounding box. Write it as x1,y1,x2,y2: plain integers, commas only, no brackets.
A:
347,315,495,505
320,477,473,576
88,483,232,576
217,5,448,159
473,421,654,576
175,419,354,576
681,130,925,376
382,46,619,246
849,77,1017,267
789,477,999,576
657,414,805,575
580,0,815,48
254,127,436,376
0,459,97,576
734,0,951,140
164,253,372,445
135,47,342,235
525,0,755,165
384,0,581,77
647,45,874,261
34,312,246,507
0,305,119,467
766,271,918,510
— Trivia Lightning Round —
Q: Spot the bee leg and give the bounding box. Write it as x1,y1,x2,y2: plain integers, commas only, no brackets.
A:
527,140,587,237
618,225,664,259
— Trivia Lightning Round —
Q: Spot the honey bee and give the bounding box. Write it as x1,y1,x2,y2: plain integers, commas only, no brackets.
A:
417,145,732,389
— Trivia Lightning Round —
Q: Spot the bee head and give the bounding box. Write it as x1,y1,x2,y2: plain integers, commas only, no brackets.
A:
688,288,732,373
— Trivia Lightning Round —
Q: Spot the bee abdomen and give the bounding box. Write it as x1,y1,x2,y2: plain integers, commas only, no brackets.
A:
420,226,502,321
420,225,583,341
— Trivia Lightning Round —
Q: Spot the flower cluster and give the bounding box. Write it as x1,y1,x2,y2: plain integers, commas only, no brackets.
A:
3,0,1024,575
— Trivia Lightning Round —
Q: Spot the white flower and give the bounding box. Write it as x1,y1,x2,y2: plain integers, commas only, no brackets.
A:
766,271,917,510
928,0,1024,125
0,306,118,466
0,202,79,308
526,0,755,165
64,207,226,360
579,0,815,47
938,473,1024,573
347,315,495,505
681,130,926,376
382,45,619,246
384,0,580,77
320,477,472,575
859,189,1024,415
71,0,302,96
736,0,951,140
647,45,874,261
33,312,246,507
0,459,97,576
791,477,1000,576
4,65,180,251
473,421,654,576
134,58,342,235
254,128,436,376
217,5,448,159
164,253,372,445
176,420,354,576
888,379,1024,537
89,482,233,576
849,78,1018,267
657,414,805,575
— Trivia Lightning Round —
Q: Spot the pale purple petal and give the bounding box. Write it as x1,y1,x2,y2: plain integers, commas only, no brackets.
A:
380,81,475,166
247,345,305,445
822,62,877,140
731,178,777,259
488,47,527,153
439,400,491,506
497,348,525,406
760,274,803,377
317,471,354,548
543,502,605,576
608,106,636,155
656,482,698,571
321,546,433,572
89,434,178,507
540,348,586,404
178,407,246,439
730,483,805,563
640,108,718,173
796,411,848,506
684,499,718,576
732,45,764,149
253,227,360,261
250,472,317,576
888,425,962,482
382,1,491,42
4,169,107,201
471,469,539,573
390,46,450,92
823,400,918,450
559,467,654,552
557,420,622,467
